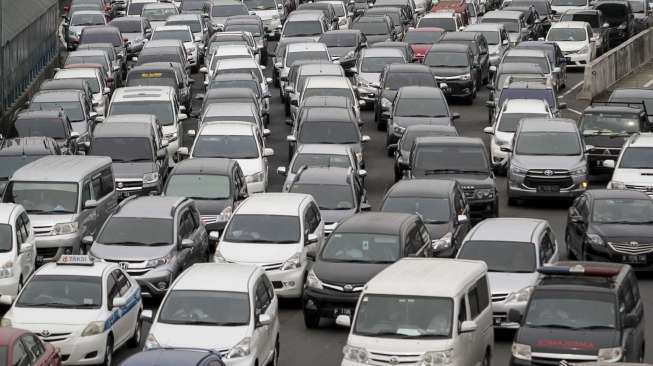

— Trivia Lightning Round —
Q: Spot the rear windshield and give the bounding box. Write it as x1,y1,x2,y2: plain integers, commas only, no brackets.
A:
385,71,436,89
111,19,142,33
481,18,519,32
71,13,106,26
127,71,177,88
353,20,389,35
404,31,444,44
166,20,202,33
15,118,66,139
81,31,121,47
152,29,192,42
320,32,357,47
283,20,323,37
418,17,455,31
211,4,248,16
498,88,555,109
361,56,404,72
561,13,599,28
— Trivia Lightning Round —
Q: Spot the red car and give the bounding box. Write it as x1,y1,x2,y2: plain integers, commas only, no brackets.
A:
0,328,61,366
403,27,446,60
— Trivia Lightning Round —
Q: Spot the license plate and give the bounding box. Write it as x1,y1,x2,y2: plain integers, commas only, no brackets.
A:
537,185,560,193
622,255,647,264
334,308,352,316
119,191,132,198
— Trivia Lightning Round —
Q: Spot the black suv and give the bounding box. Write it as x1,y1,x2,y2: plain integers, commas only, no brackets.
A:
0,137,62,194
579,101,649,174
594,0,635,47
302,212,432,328
509,262,644,365
407,136,498,221
11,110,80,155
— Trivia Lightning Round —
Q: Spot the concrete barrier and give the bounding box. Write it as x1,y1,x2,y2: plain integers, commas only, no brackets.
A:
577,28,653,100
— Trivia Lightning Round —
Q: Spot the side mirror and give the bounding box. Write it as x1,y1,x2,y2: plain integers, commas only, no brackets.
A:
70,131,81,140
502,39,509,45
585,144,595,153
349,66,358,74
361,202,372,211
361,135,371,143
103,87,111,95
483,127,494,135
452,112,460,120
602,159,615,169
277,166,288,176
266,77,273,84
112,296,127,309
459,320,477,333
82,235,94,245
381,110,391,119
141,309,153,321
263,129,271,137
178,147,190,156
275,62,283,69
553,66,561,74
286,135,296,143
457,214,468,223
284,85,294,93
178,113,188,121
20,242,34,254
156,149,167,160
500,145,512,153
359,100,366,107
209,231,221,241
335,315,352,327
485,100,495,108
263,147,275,157
507,308,522,324
489,65,497,72
199,66,209,74
258,313,272,326
602,22,610,28
187,129,196,137
180,238,194,249
307,233,319,244
95,116,105,123
0,295,14,306
358,169,367,177
387,143,398,151
84,199,98,209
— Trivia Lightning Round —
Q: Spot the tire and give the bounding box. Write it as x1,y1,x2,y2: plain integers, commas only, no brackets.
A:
303,309,320,328
127,316,142,348
102,336,113,366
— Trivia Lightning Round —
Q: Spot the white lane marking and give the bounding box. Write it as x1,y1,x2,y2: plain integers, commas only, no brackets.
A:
644,77,653,88
567,107,582,115
561,80,584,98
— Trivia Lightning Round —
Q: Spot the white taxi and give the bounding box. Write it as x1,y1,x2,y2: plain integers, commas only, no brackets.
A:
0,255,143,365
0,203,37,297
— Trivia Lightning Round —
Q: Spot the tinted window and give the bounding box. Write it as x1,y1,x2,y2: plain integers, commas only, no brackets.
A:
413,145,488,173
66,55,109,70
11,340,29,366
352,20,389,35
404,31,445,44
298,121,359,144
592,198,653,224
497,113,549,133
193,135,259,159
283,21,323,37
244,0,277,10
28,101,85,122
224,24,261,36
97,217,173,245
142,7,178,21
159,290,250,325
111,19,143,33
0,224,12,252
17,275,102,308
525,290,616,329
474,30,500,44
224,214,301,243
481,18,519,32
619,147,653,169
547,28,586,42
211,4,248,16
503,56,550,73
165,174,231,200
515,131,581,155
4,182,78,214
360,56,405,73
382,197,451,223
81,31,121,47
395,97,448,118
89,137,153,162
71,13,106,26
497,88,555,108
321,233,400,263
458,240,536,272
152,29,192,42
580,113,641,134
425,51,469,67
109,101,175,126
385,72,436,89
290,183,354,210
127,2,147,15
291,153,352,172
320,32,356,47
418,17,456,31
127,72,178,89
286,51,329,67
166,20,202,33
14,119,66,139
21,335,45,360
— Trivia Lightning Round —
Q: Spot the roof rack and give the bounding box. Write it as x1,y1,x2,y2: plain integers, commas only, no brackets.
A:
588,101,647,116
503,74,549,88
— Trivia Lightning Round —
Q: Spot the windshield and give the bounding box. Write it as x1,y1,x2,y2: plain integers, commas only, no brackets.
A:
581,113,640,134
404,31,445,44
482,18,519,32
458,240,536,272
0,224,11,252
212,4,248,16
29,101,85,122
182,1,206,11
498,88,555,108
3,182,78,214
15,118,66,139
399,130,457,150
547,27,586,42
71,13,106,26
477,30,500,44
418,18,455,31
593,198,653,224
361,56,404,73
385,72,436,89
354,295,453,338
283,21,323,37
629,0,645,12
299,121,359,144
498,113,549,133
127,2,146,15
551,0,587,5
321,232,400,262
503,56,550,73
291,183,354,210
0,156,46,179
210,80,259,92
291,153,352,172
112,20,142,33
166,20,202,33
619,147,653,169
224,24,261,36
217,67,262,83
515,131,581,155
16,275,102,309
382,197,450,223
67,56,108,70
525,290,616,329
413,145,488,173
562,14,599,28
303,87,352,99
286,50,329,67
395,98,448,118
353,21,389,35
137,52,182,65
320,33,356,47
224,214,300,243
80,32,120,46
109,101,174,126
244,0,277,10
193,135,259,159
97,217,172,245
142,7,178,21
88,137,153,162
127,72,177,89
165,174,231,200
152,29,192,42
158,290,250,325
424,51,469,67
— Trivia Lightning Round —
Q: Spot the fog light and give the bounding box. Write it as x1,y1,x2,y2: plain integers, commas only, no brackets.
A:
283,281,295,287
157,282,168,290
581,181,588,189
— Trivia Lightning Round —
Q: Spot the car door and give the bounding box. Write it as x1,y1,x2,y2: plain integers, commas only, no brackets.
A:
467,276,492,365
176,207,195,269
105,270,125,345
16,213,35,280
253,278,274,363
113,269,139,346
568,195,588,256
262,275,279,359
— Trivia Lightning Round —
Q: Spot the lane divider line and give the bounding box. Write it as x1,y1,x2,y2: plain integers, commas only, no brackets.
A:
561,80,584,98
567,107,582,115
643,77,653,88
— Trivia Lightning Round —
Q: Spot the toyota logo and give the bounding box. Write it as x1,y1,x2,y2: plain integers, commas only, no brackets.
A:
389,357,399,365
343,284,353,292
39,330,51,337
117,182,124,188
544,169,554,176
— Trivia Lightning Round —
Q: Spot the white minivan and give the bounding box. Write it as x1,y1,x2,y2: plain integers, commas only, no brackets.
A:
0,203,36,296
340,258,494,366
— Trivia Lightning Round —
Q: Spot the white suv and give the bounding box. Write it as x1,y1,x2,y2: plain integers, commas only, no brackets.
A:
606,133,653,196
216,193,324,298
144,263,281,366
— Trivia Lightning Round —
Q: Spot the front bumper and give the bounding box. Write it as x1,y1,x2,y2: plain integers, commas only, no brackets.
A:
303,287,361,319
35,233,82,263
132,269,174,297
585,241,653,271
508,173,587,199
357,86,378,103
30,328,108,365
564,51,591,67
267,266,306,298
223,354,257,366
436,79,474,97
0,275,20,297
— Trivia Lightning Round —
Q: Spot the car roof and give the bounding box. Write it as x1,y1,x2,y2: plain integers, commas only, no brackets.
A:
441,31,482,41
361,47,404,58
301,95,351,108
468,217,546,242
365,258,486,297
32,90,83,102
293,167,352,185
611,88,653,98
116,196,187,218
297,144,351,154
502,98,549,113
68,49,108,58
216,58,259,68
143,2,177,8
12,156,111,182
204,102,256,115
200,121,255,135
121,349,220,366
335,212,417,234
584,104,642,114
0,137,58,156
305,76,350,88
167,13,202,21
398,86,444,99
414,136,484,147
550,21,589,29
173,263,259,292
520,118,577,132
236,193,311,215
16,109,64,119
287,43,328,53
103,114,157,123
213,72,257,81
505,48,547,57
154,25,191,32
428,43,470,53
465,23,503,31
385,179,456,198
297,63,344,75
81,25,120,35
585,189,651,200
562,9,599,15
385,63,431,73
112,86,175,100
171,158,237,175
483,10,522,19
403,124,458,134
286,12,323,21
36,259,115,277
206,88,257,99
71,10,105,15
93,122,152,138
355,15,389,22
627,132,653,147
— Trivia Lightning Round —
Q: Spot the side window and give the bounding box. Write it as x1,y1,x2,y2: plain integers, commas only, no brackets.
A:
476,276,490,311
255,280,270,314
190,207,201,230
12,339,30,366
21,335,44,360
458,297,467,323
82,181,93,202
113,269,132,297
628,272,641,304
263,275,275,300
106,273,118,309
454,190,466,215
468,286,480,319
178,209,193,239
308,202,321,232
621,283,635,314
303,208,312,235
91,174,102,200
100,168,114,196
15,216,25,246
539,231,554,264
20,213,31,238
404,226,422,255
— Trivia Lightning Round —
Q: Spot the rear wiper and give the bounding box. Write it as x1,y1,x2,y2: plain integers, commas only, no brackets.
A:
105,241,146,246
574,325,615,330
528,323,575,329
126,158,153,162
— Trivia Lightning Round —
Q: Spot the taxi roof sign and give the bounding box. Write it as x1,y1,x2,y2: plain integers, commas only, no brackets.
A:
56,255,95,266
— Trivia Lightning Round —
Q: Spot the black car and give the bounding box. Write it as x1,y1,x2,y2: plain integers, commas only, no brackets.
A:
318,30,367,69
365,7,409,38
11,110,80,155
0,137,62,194
565,189,653,267
351,15,396,45
120,349,225,366
375,63,438,130
594,0,635,47
502,5,545,39
488,77,564,124
39,78,95,110
609,87,653,123
424,43,480,104
381,179,471,257
579,101,649,174
439,31,491,85
506,0,553,33
383,86,459,149
163,158,248,244
508,262,644,365
390,124,458,181
407,136,499,221
302,212,432,328
127,63,191,112
515,41,568,88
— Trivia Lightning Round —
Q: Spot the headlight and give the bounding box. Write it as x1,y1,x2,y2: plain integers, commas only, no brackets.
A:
475,188,494,199
432,232,452,251
381,97,392,109
343,50,355,60
145,333,160,349
510,164,528,175
281,252,302,271
143,172,159,184
217,206,232,222
511,343,531,361
608,180,626,189
165,131,177,141
505,286,533,303
0,318,12,327
246,171,264,183
343,345,369,363
81,321,105,337
598,347,623,362
618,23,627,29
306,269,323,289
393,124,406,135
0,262,14,279
52,222,79,235
586,233,604,246
570,166,587,175
145,254,171,268
227,337,251,359
422,349,453,365
460,73,471,81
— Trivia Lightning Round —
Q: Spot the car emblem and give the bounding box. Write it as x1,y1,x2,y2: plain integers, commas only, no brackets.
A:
117,182,124,188
39,330,51,337
544,169,554,176
603,149,611,155
630,241,639,247
119,262,129,270
389,357,399,365
343,284,353,292
559,361,569,366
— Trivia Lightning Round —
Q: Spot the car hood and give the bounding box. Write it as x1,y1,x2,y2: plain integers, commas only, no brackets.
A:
193,199,231,216
393,116,452,127
487,271,538,295
358,72,380,85
512,154,584,170
556,40,588,52
90,243,174,261
508,33,521,43
150,323,250,350
313,259,391,284
366,35,391,44
320,208,357,224
425,222,451,239
582,133,630,148
249,9,277,19
10,308,101,327
518,326,620,355
234,158,264,176
29,214,76,228
410,44,431,57
431,66,470,78
112,161,157,179
347,333,454,354
218,241,300,263
329,46,356,58
591,223,653,242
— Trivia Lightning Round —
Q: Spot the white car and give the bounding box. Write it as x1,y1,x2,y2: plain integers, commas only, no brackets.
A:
0,255,143,366
0,203,36,297
484,99,554,173
216,193,324,298
546,21,596,67
550,0,591,19
606,132,653,196
144,263,281,366
53,68,109,116
179,121,273,193
151,25,200,69
202,44,256,83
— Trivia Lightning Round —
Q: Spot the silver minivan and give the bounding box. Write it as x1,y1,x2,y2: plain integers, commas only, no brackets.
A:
1,156,117,263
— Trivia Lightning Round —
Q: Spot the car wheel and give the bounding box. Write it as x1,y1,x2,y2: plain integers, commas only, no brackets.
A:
102,336,113,366
303,309,320,328
128,316,142,348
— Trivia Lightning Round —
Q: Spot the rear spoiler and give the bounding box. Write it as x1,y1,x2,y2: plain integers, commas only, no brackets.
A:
589,101,648,116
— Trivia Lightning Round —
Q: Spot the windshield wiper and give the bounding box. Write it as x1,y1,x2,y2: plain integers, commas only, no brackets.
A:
104,241,147,246
26,209,75,214
423,169,486,175
527,323,576,329
574,325,615,330
22,302,85,308
144,242,172,246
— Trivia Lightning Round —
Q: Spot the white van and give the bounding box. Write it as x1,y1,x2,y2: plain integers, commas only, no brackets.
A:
340,258,493,366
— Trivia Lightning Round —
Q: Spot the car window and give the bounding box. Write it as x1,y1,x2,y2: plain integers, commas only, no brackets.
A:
467,276,489,319
15,215,24,247
255,279,270,314
458,297,467,324
454,189,466,215
178,209,194,240
112,269,132,297
628,272,641,304
404,225,422,256
20,213,31,240
263,275,275,300
21,335,44,361
106,272,118,309
82,181,93,202
12,339,30,366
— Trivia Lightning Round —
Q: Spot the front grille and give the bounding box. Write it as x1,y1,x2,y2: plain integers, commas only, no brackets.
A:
36,247,60,259
262,262,283,271
368,351,422,365
116,179,143,191
493,311,507,323
37,332,72,343
322,281,365,293
492,292,508,302
200,215,219,224
104,258,146,264
461,185,475,199
272,281,283,289
524,169,573,189
33,225,54,237
589,147,621,156
531,355,596,366
625,184,653,193
608,241,653,255
126,269,151,276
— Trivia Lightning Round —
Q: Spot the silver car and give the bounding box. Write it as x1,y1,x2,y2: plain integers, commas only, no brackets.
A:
457,217,559,328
